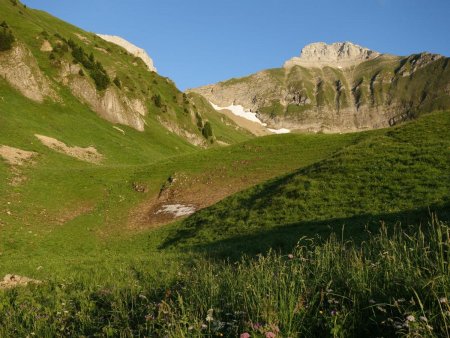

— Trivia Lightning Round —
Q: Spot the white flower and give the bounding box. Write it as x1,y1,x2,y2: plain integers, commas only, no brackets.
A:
406,315,416,322
439,297,448,304
419,316,428,322
206,309,214,322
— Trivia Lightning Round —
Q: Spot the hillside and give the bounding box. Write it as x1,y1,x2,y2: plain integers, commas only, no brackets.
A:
0,0,250,147
164,111,450,255
0,1,449,337
191,42,450,134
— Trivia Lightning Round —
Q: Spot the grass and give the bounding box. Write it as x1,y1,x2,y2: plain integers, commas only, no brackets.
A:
0,2,449,336
164,111,450,255
0,217,448,337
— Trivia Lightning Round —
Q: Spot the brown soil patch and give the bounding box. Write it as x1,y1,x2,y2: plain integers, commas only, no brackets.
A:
0,145,37,186
40,40,53,52
35,134,103,164
74,33,89,43
128,170,254,230
0,145,36,166
54,204,95,225
0,274,41,289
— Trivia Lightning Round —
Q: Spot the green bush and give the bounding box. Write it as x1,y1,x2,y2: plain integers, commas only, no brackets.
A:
67,38,110,90
153,94,162,108
0,25,15,52
113,76,121,88
202,121,213,139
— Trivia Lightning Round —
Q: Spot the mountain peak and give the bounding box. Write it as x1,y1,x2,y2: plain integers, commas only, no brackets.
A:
284,41,381,69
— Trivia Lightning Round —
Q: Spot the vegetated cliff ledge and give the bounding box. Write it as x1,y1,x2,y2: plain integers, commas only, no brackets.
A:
191,42,450,133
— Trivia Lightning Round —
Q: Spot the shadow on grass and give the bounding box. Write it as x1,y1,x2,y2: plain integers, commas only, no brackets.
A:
160,202,450,261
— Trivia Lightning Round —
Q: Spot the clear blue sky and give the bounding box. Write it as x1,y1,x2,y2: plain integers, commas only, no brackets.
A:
22,0,450,90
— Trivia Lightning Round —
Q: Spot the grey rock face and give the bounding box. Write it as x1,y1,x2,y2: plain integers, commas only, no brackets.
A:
284,42,381,69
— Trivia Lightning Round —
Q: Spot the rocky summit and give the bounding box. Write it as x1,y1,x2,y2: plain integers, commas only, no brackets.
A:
284,41,381,69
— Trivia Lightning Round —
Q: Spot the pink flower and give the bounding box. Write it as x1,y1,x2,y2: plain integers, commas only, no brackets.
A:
265,332,276,338
240,333,251,338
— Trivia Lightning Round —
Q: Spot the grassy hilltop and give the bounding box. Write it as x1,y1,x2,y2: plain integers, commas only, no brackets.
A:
0,0,449,337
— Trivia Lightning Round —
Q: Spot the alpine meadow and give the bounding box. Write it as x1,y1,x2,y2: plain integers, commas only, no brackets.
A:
0,0,449,337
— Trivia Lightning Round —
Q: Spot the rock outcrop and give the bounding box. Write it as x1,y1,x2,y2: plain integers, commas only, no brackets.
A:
59,61,147,131
97,34,157,72
0,44,58,102
284,42,381,69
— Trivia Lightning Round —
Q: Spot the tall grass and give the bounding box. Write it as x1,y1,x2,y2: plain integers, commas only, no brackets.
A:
1,217,448,337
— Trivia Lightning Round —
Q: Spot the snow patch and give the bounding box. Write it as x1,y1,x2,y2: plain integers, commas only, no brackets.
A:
210,102,264,125
156,204,196,217
210,101,291,134
268,128,291,134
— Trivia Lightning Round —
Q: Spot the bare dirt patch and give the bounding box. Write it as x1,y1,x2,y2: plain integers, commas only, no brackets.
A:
0,145,36,166
35,134,103,164
0,274,41,289
128,170,253,230
0,145,37,186
74,33,89,43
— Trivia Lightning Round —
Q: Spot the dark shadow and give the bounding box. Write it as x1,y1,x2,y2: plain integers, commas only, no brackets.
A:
160,203,450,261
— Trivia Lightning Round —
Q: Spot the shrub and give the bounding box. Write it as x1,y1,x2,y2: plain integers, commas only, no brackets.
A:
153,94,162,108
0,25,15,52
113,76,121,88
202,121,213,139
90,67,110,91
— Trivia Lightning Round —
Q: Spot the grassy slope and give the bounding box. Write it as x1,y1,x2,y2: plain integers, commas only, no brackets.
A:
164,111,450,255
0,75,361,278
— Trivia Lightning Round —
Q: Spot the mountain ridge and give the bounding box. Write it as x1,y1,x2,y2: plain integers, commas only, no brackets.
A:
190,41,449,133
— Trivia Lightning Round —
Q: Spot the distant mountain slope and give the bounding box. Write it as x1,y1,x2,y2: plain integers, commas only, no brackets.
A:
191,42,450,133
0,0,249,147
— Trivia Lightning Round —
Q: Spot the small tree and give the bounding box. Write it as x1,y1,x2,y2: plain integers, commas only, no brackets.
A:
153,94,162,108
202,121,213,139
0,26,15,52
113,76,121,88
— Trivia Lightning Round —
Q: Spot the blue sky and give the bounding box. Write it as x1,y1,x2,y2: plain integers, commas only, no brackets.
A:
22,0,450,90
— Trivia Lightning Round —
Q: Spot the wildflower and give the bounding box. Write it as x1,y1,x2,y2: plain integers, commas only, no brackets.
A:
419,316,428,322
406,315,416,322
240,333,251,338
369,299,376,304
201,324,207,329
288,254,294,259
252,322,262,330
439,297,448,304
331,310,338,316
265,332,276,338
206,308,214,322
